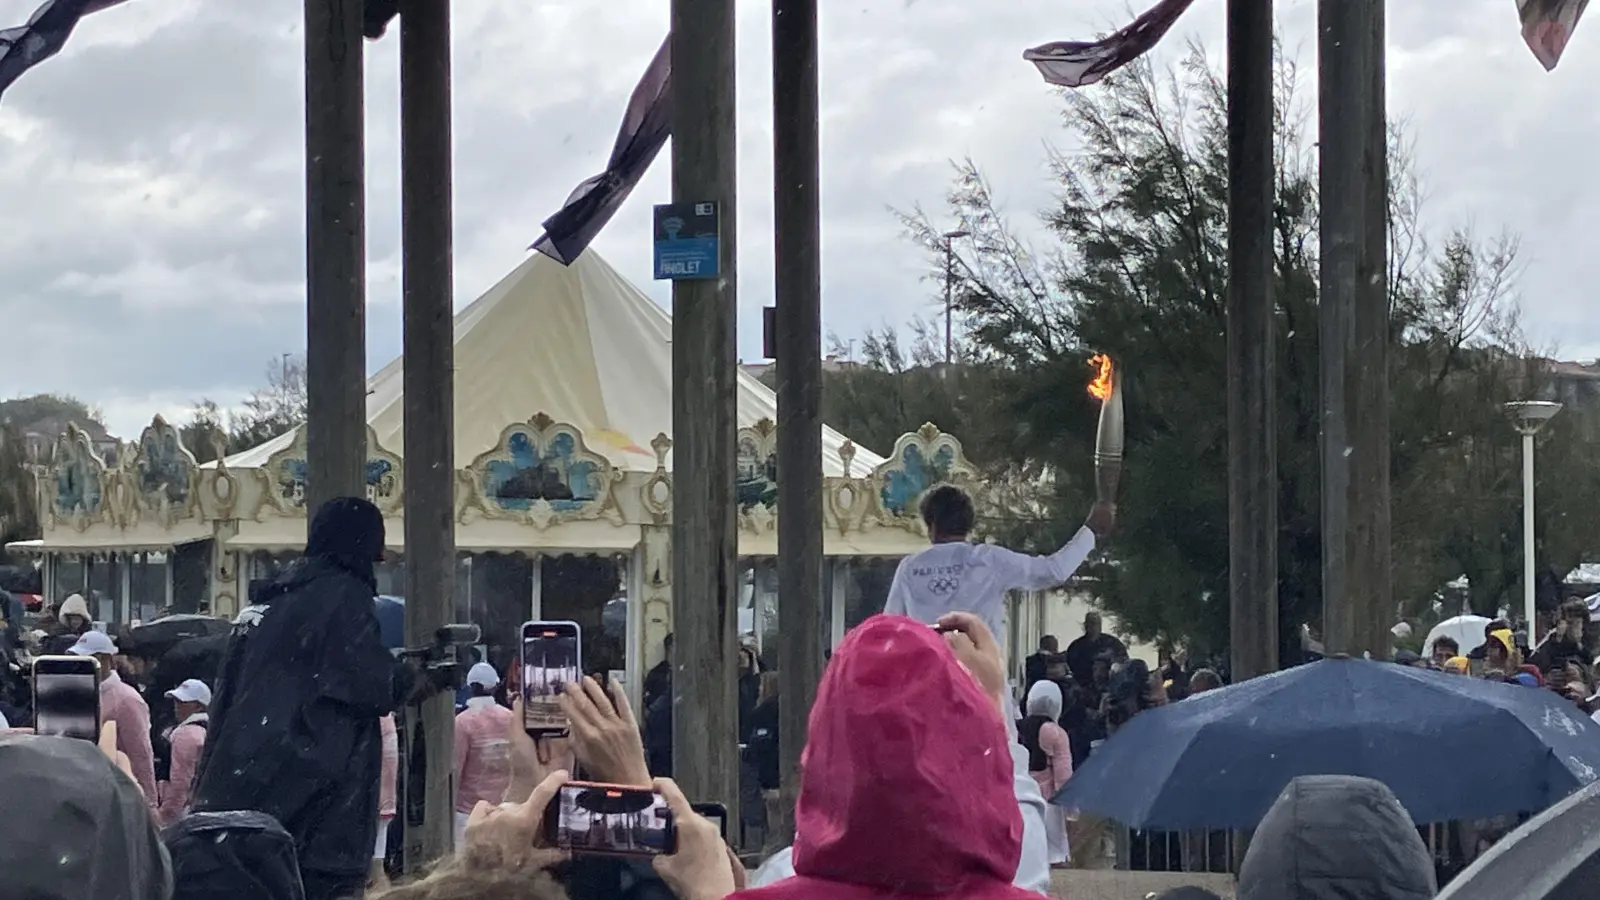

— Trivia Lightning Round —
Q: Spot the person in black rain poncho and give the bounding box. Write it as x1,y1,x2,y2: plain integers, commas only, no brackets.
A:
192,497,409,900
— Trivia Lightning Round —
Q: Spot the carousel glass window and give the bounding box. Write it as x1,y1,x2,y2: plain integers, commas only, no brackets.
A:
86,555,122,622
467,552,534,681
130,552,167,621
55,556,87,601
540,554,627,679
841,558,898,633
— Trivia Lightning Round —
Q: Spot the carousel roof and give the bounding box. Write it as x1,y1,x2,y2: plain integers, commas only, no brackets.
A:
218,250,884,476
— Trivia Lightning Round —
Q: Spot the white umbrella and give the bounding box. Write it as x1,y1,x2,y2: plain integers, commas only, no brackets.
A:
1425,615,1492,658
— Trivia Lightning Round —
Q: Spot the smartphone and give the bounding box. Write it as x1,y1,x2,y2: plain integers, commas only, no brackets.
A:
521,620,581,737
32,655,100,741
692,802,728,842
543,780,677,856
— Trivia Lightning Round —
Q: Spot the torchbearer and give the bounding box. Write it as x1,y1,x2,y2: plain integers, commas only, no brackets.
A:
883,354,1118,648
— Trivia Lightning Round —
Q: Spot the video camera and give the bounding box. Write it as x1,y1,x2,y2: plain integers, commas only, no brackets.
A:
400,623,482,694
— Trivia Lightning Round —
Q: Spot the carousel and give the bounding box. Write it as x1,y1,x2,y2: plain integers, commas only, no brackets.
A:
6,250,1045,698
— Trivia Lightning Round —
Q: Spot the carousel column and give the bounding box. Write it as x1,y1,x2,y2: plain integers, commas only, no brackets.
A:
772,0,824,847
303,0,368,512
670,0,741,814
398,0,457,871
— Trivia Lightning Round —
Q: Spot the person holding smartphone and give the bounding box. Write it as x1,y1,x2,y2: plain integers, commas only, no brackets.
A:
748,613,1051,897
69,630,158,805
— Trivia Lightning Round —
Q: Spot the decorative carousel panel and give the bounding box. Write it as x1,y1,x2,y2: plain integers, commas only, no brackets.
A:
126,415,201,527
638,433,673,525
467,413,621,527
871,422,978,529
736,418,778,512
48,424,108,531
260,426,405,516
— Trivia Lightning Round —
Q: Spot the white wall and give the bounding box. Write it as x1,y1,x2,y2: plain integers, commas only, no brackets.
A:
1005,582,1159,686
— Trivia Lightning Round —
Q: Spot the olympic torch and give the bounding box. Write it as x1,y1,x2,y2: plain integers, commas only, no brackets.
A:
1087,354,1124,506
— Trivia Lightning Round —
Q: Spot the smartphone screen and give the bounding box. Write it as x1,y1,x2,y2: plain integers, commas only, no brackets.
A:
543,781,676,856
521,621,581,736
692,802,728,842
33,655,100,741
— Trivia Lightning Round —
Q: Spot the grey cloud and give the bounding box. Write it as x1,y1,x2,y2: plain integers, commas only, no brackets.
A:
0,0,1594,441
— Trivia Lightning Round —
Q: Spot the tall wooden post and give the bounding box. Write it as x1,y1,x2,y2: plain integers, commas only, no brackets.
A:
398,0,456,870
303,0,367,512
772,0,823,847
1226,0,1278,681
1318,0,1390,657
670,0,741,814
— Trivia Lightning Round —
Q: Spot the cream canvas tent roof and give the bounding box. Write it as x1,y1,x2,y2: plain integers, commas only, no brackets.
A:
218,250,884,476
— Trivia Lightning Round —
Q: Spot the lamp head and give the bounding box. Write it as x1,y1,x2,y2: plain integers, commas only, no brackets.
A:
1504,400,1563,434
942,229,971,241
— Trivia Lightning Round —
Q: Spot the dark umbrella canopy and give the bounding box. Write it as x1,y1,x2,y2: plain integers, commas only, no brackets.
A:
1435,778,1600,900
1055,657,1600,830
122,614,232,657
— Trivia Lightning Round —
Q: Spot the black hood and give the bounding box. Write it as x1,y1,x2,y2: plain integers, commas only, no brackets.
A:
263,496,385,599
0,734,173,900
1238,775,1436,900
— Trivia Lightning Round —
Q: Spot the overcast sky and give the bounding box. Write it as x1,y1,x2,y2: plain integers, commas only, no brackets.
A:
0,0,1593,438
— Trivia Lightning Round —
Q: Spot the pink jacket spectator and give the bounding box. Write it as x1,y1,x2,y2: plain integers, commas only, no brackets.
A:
158,715,208,825
1022,680,1073,799
1029,720,1073,799
379,714,399,819
102,671,158,804
453,698,513,814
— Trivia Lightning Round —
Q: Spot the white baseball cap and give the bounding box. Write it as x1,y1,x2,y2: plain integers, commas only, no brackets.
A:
466,662,500,689
164,679,212,706
68,631,117,657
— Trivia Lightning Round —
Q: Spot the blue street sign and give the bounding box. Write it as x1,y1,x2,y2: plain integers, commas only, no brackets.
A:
653,202,721,280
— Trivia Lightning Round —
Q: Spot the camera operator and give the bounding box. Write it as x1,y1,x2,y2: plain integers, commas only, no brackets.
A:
191,497,415,900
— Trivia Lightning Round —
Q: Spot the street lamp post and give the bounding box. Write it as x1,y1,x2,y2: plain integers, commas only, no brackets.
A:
1505,400,1562,646
942,229,970,365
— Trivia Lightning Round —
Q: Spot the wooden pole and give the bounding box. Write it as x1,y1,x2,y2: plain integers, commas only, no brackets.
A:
1318,0,1390,657
398,0,456,871
303,0,367,513
670,0,741,815
1226,0,1278,681
772,0,823,847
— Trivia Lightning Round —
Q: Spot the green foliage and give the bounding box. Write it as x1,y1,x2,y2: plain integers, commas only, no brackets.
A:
811,321,996,460
886,46,1600,656
0,394,103,435
0,421,39,558
183,354,308,461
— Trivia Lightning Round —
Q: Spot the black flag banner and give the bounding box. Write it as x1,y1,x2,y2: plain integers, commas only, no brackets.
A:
1023,0,1198,88
1518,0,1588,71
2,0,398,102
0,0,131,98
531,35,671,265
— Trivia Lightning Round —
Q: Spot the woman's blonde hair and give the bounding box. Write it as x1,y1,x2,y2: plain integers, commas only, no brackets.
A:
370,858,569,900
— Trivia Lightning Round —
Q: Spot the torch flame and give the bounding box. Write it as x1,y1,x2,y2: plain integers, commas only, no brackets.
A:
1087,354,1114,402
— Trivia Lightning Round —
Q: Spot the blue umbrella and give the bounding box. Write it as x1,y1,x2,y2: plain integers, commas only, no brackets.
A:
374,595,405,651
1055,657,1600,830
